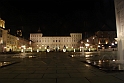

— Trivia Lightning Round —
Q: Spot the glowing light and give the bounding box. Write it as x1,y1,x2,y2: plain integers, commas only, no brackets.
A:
87,39,89,42
47,49,50,52
29,56,32,58
21,49,23,52
106,41,108,44
39,47,41,49
71,55,74,57
113,59,116,61
111,43,114,45
115,41,117,44
98,45,100,47
89,48,90,51
63,49,66,52
37,49,39,52
109,46,111,48
31,49,32,52
99,60,101,63
85,64,90,67
85,43,89,47
99,41,100,44
85,55,90,57
74,49,75,52
93,37,94,39
4,47,7,48
80,48,81,51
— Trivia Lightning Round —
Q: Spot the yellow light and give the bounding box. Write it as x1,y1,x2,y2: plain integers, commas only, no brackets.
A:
63,49,66,52
87,39,89,42
37,49,39,52
98,45,100,47
115,41,117,44
74,49,75,52
85,43,89,47
4,47,7,48
106,41,108,44
111,43,114,45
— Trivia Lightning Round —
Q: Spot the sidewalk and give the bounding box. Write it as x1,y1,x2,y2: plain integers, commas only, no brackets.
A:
0,52,124,83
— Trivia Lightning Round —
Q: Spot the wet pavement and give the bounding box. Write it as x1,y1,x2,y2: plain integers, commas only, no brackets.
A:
0,52,124,83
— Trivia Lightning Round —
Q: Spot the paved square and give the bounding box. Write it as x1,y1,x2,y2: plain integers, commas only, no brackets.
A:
0,52,124,83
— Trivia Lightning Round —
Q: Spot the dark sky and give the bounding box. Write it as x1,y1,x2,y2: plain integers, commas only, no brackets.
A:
0,0,116,39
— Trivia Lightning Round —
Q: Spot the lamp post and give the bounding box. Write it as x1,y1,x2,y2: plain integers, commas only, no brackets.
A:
21,45,26,53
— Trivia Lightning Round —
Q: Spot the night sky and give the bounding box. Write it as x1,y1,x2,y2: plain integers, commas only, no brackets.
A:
0,0,116,39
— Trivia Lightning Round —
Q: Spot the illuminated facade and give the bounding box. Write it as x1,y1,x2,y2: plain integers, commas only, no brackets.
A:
95,31,116,45
0,18,5,28
30,33,82,51
0,27,18,52
0,28,33,52
0,27,7,52
81,31,117,51
5,34,18,52
114,0,124,62
16,37,34,52
0,18,34,52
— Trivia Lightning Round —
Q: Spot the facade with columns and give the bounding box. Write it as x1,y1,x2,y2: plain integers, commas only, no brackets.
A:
114,0,124,62
30,33,82,52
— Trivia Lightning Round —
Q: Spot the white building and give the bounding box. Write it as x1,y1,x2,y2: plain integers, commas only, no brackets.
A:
30,33,82,52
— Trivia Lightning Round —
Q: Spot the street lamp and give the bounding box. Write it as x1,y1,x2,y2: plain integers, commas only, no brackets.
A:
85,43,89,47
21,45,26,53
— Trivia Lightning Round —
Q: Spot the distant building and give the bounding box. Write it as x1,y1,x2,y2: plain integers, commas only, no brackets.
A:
82,31,117,51
0,18,5,28
30,33,82,52
0,27,7,52
16,30,22,37
0,18,34,52
95,31,116,45
16,37,34,52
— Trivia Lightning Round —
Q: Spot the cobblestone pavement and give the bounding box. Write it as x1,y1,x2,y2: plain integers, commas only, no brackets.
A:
0,52,124,83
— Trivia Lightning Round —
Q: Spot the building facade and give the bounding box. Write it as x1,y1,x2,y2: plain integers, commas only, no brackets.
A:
81,31,117,51
95,31,117,45
30,33,82,52
0,18,33,52
0,18,5,28
0,27,7,52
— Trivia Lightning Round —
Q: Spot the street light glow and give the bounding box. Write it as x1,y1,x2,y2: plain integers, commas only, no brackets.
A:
85,43,89,47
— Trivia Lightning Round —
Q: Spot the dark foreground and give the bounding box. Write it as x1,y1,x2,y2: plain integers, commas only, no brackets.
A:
0,52,124,83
